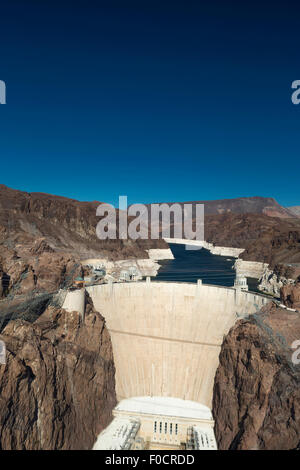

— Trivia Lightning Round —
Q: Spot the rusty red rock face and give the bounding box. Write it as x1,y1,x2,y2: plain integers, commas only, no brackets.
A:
0,296,117,450
281,282,300,309
213,303,300,450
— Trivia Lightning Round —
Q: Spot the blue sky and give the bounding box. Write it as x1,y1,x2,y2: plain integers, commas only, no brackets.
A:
0,1,300,207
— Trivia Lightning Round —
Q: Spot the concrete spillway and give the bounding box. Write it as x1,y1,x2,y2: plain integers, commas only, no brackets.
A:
84,281,271,408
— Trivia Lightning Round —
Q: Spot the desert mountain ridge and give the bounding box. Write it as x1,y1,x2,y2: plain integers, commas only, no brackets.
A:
0,184,166,297
1,185,297,218
147,196,296,218
1,184,300,298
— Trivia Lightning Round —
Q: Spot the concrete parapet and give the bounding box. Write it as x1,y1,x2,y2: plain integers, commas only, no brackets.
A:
52,289,68,308
62,288,85,319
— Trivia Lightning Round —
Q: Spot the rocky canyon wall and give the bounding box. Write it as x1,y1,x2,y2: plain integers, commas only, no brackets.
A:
0,295,116,449
213,303,300,450
281,282,300,309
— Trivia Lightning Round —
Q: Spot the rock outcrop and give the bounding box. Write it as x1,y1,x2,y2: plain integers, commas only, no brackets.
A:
205,213,300,266
0,295,116,449
0,245,84,297
0,185,167,297
281,282,300,310
258,265,296,297
213,303,300,450
234,259,299,297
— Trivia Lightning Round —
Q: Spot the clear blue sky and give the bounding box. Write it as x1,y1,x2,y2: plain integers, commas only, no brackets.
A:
0,1,300,207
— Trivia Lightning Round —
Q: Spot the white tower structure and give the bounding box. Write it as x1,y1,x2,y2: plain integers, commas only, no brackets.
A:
93,397,217,450
234,274,248,290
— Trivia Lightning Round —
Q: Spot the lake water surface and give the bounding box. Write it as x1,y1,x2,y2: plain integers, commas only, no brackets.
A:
155,244,259,291
155,243,236,286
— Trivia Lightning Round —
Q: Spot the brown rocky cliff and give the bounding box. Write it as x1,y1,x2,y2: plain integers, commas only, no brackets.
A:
281,282,300,309
0,184,166,259
213,303,300,450
0,245,84,297
205,213,300,266
0,185,167,297
0,296,116,449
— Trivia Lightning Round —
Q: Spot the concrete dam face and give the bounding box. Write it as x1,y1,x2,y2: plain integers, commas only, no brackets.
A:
86,281,270,408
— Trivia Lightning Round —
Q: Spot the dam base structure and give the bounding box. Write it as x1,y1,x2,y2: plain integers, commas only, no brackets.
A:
93,396,217,450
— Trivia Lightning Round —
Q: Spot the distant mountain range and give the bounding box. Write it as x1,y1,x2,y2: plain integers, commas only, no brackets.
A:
145,196,300,266
154,196,296,218
1,185,300,295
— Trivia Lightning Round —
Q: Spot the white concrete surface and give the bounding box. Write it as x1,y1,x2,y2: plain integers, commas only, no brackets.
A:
82,257,161,277
92,417,140,450
62,288,85,318
115,396,213,421
95,396,217,450
87,281,271,407
234,259,269,279
164,238,244,257
193,426,217,450
147,248,174,260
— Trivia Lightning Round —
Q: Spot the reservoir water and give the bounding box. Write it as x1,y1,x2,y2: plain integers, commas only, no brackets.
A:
155,243,259,291
155,243,236,286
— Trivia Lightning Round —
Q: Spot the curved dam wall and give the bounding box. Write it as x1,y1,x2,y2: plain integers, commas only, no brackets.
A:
86,281,271,408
